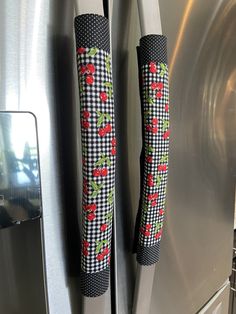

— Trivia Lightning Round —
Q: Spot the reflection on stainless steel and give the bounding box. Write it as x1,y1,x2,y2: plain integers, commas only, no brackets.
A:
0,113,41,228
113,0,236,313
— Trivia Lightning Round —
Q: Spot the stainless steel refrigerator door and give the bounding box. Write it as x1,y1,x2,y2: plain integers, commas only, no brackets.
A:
112,0,236,313
0,1,81,313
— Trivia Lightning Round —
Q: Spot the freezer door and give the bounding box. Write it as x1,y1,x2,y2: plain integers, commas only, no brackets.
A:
112,0,236,313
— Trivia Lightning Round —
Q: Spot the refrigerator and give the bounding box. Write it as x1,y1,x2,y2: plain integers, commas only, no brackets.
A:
0,0,235,313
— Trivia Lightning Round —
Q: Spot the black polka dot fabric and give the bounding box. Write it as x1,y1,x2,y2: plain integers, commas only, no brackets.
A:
135,35,170,266
74,14,110,53
136,242,161,266
74,14,115,297
139,35,167,66
81,267,110,297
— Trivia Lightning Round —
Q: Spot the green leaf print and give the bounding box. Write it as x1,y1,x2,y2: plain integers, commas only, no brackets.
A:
104,81,113,88
162,119,169,132
156,175,163,187
107,189,114,205
160,63,167,77
88,47,98,56
105,56,111,73
96,239,109,254
160,154,168,163
105,211,113,221
155,222,163,233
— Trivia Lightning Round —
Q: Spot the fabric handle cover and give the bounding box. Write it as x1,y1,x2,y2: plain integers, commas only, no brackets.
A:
136,35,169,266
74,14,116,297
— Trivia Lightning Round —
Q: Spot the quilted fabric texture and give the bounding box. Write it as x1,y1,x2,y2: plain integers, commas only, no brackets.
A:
136,35,170,265
74,14,115,297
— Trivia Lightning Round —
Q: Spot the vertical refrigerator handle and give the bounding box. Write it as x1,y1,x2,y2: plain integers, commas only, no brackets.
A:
74,0,116,311
133,1,170,313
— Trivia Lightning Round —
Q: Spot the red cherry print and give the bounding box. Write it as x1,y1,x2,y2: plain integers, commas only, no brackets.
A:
148,193,158,201
149,62,157,73
77,47,85,54
108,255,111,265
146,224,152,230
159,209,165,215
155,229,163,239
86,75,94,85
156,91,162,98
111,147,116,156
165,104,169,112
102,247,109,256
80,65,87,75
147,174,153,180
83,240,90,248
158,165,167,171
89,204,97,212
93,169,101,177
100,92,108,102
87,63,95,74
83,110,90,119
83,185,88,194
151,200,157,207
111,138,117,146
96,254,104,261
144,231,151,237
83,248,89,256
163,130,170,139
105,124,112,133
100,224,108,232
87,213,96,221
146,156,153,163
152,118,158,125
157,82,164,90
82,120,90,129
151,82,158,90
152,127,158,134
147,180,154,187
101,168,108,176
98,128,106,137
146,125,152,132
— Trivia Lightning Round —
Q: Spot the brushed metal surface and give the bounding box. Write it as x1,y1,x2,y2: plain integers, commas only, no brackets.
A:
112,0,236,313
0,1,81,313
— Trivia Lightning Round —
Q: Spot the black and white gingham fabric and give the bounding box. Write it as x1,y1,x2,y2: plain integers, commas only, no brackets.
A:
136,35,170,265
74,14,115,296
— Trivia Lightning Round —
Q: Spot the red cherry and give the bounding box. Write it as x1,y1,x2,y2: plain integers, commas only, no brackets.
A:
156,91,162,98
152,118,158,125
89,204,97,212
151,200,157,207
152,127,158,134
146,156,153,163
105,124,112,132
82,120,90,129
100,92,108,102
83,111,90,119
77,47,85,54
149,62,157,73
96,254,104,261
147,174,153,179
163,130,170,139
98,128,106,137
165,104,169,112
100,224,108,232
83,240,90,248
101,168,108,176
158,165,167,171
83,248,89,256
159,209,165,215
102,247,109,256
157,82,164,90
87,213,96,221
155,230,163,239
87,63,95,74
93,169,101,177
111,147,116,156
108,255,111,265
144,231,151,237
86,75,94,85
147,180,154,187
80,65,87,74
111,138,117,146
146,224,152,230
148,193,158,201
151,82,158,90
146,125,152,132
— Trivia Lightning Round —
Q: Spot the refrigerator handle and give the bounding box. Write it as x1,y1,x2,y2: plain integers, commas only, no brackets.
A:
133,1,170,313
74,0,116,312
